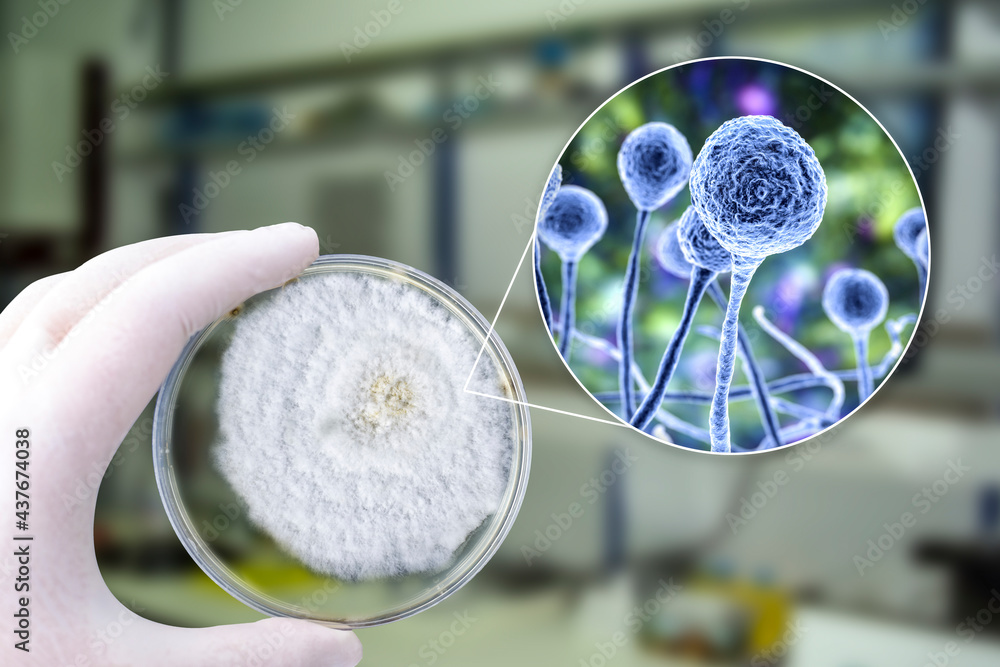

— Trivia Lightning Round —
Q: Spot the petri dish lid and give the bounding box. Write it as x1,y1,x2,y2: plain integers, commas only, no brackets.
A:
152,255,530,627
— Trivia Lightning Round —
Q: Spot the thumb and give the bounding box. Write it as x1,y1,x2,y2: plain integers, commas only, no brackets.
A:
127,616,362,667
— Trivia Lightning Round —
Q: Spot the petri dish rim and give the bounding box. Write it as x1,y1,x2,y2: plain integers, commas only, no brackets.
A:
152,254,531,628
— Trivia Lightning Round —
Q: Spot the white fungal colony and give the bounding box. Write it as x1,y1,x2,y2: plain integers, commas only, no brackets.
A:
214,271,514,581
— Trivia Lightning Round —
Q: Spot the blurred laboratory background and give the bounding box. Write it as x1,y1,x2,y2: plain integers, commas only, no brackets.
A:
2,0,1000,665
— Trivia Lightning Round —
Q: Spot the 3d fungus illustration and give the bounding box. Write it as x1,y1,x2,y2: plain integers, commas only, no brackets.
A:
893,206,927,258
532,59,926,453
649,218,783,446
915,227,929,268
822,268,889,402
689,115,827,453
893,207,929,302
538,184,608,359
535,164,563,331
618,122,693,211
753,305,844,447
631,207,727,429
213,271,515,581
616,122,693,418
654,220,694,279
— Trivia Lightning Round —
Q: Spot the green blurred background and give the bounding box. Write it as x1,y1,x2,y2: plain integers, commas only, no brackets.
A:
2,0,1000,665
542,58,922,450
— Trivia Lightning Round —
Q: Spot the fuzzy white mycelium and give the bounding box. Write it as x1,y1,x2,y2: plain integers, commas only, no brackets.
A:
214,270,515,581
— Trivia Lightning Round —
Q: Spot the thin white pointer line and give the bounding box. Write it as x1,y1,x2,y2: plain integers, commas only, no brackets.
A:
462,232,628,428
463,233,533,393
464,389,632,428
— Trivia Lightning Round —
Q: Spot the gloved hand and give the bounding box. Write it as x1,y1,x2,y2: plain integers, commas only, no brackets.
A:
0,223,362,666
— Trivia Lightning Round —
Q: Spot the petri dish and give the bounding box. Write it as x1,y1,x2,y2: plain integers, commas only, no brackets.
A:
152,255,530,628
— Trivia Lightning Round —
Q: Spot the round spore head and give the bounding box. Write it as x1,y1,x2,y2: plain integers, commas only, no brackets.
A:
677,205,732,274
893,207,927,261
538,185,608,261
617,122,693,211
654,221,692,279
822,268,889,334
690,115,827,261
915,227,929,267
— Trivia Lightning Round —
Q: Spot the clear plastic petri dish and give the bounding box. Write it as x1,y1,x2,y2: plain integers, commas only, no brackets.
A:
152,255,530,628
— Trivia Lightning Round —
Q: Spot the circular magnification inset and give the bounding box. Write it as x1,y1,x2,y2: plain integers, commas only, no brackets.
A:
533,57,928,454
153,255,530,627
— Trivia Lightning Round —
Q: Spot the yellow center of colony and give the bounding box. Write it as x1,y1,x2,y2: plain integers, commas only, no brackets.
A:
353,374,415,434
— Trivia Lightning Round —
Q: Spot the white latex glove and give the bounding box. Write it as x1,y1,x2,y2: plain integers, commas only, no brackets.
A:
0,224,362,666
